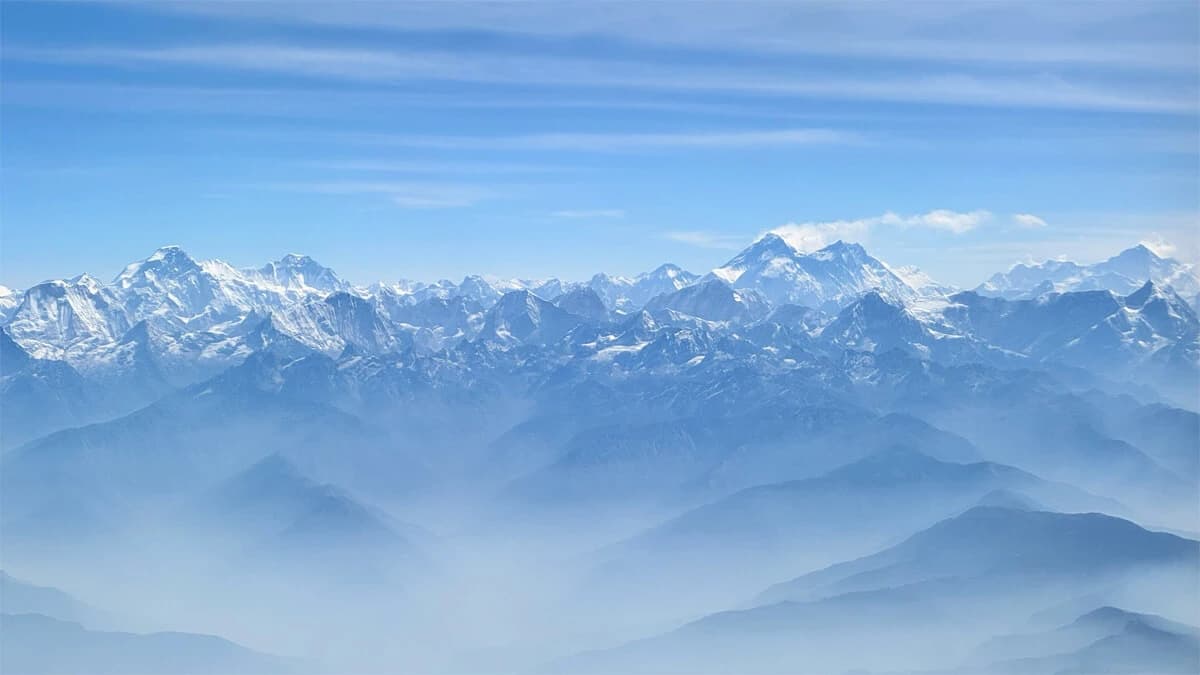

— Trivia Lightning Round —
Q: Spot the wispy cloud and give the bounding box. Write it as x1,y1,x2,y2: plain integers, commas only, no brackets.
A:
343,128,858,152
895,209,993,234
767,220,873,253
299,159,563,174
264,180,497,209
662,231,747,250
10,44,1194,113
767,209,992,252
1013,213,1049,228
551,209,625,219
0,81,847,121
1139,233,1179,258
135,3,1200,71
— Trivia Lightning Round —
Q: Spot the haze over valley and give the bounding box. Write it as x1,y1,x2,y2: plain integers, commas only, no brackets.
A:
2,236,1198,674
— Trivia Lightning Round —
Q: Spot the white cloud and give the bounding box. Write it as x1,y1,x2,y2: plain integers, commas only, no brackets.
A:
265,180,494,208
1139,233,1178,258
886,209,992,233
1013,213,1049,228
551,209,625,219
767,209,991,252
661,231,747,250
768,219,874,252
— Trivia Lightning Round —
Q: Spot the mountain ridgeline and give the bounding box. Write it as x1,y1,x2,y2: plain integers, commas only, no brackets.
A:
2,237,1198,674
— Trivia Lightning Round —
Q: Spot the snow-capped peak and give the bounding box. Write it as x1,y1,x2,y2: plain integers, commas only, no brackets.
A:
588,264,699,312
749,232,800,256
1112,243,1159,262
709,238,917,311
114,245,201,288
976,243,1200,300
710,233,798,284
457,275,503,305
68,273,104,293
884,264,954,297
808,239,868,262
644,278,770,323
643,263,690,282
255,253,347,294
146,244,189,261
0,285,18,323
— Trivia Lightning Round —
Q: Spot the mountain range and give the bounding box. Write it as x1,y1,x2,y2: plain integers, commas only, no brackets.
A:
4,238,1197,441
3,236,1198,674
559,506,1200,674
977,243,1200,304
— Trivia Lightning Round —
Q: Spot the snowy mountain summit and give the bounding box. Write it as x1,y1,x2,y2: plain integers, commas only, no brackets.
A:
255,253,350,294
2,237,1198,430
977,244,1200,303
710,235,924,311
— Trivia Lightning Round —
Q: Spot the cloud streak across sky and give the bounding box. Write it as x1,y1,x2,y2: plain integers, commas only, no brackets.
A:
1,1,1196,289
133,1,1200,72
9,44,1196,114
343,128,861,152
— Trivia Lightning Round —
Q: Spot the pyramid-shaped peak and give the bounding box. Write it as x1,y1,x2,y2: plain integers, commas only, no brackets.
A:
820,447,974,486
1125,279,1160,304
150,244,187,256
1125,243,1161,258
845,289,906,314
458,274,498,291
119,319,159,345
975,488,1042,511
244,452,304,480
756,232,790,246
66,273,104,292
259,253,345,292
624,309,658,330
816,239,869,257
494,288,541,308
115,245,201,285
747,232,798,255
279,253,315,264
691,278,736,293
1101,243,1166,269
646,263,690,278
269,253,328,272
146,245,197,265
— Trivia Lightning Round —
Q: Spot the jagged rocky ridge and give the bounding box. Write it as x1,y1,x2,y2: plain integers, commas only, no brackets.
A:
3,239,1197,440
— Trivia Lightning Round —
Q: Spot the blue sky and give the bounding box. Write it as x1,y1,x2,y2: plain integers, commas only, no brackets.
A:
2,0,1197,289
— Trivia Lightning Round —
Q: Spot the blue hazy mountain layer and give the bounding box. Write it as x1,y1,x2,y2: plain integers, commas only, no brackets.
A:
1,240,1197,674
